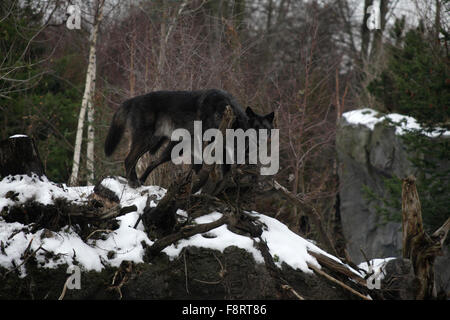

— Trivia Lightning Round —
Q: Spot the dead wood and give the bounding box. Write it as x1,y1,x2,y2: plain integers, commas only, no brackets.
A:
306,262,371,300
0,136,45,178
146,214,230,259
273,180,338,257
401,175,450,299
142,169,194,238
257,238,305,300
307,250,367,287
191,105,236,196
1,181,137,238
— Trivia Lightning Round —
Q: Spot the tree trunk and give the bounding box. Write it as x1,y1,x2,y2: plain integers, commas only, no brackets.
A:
86,78,96,185
86,34,99,186
401,176,450,299
369,0,388,61
0,135,45,178
129,19,136,96
435,0,441,41
360,0,374,62
69,0,105,186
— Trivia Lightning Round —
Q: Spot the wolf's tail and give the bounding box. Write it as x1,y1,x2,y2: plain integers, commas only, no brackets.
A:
104,102,129,156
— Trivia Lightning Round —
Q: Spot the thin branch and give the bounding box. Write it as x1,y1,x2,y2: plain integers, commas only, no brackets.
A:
147,214,229,258
281,284,305,300
307,263,371,300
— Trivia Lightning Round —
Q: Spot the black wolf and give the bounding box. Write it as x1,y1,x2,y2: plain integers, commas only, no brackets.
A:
104,89,274,187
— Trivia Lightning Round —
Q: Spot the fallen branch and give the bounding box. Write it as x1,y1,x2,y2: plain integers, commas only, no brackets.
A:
281,284,305,300
142,170,194,238
257,237,306,300
58,276,70,300
183,251,190,294
306,263,371,300
2,239,42,279
431,217,450,248
146,214,230,258
85,229,114,241
273,180,338,256
307,250,367,287
2,198,136,233
108,261,133,300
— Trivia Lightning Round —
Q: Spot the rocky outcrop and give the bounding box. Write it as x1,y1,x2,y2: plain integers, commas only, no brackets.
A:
336,111,450,293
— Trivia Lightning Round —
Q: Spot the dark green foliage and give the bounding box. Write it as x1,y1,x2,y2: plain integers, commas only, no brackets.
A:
402,130,450,232
366,21,450,235
1,2,84,182
363,131,449,233
0,1,44,98
368,22,449,129
3,56,83,182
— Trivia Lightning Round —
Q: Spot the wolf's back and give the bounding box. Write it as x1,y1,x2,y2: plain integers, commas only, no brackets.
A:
104,102,129,156
198,89,248,128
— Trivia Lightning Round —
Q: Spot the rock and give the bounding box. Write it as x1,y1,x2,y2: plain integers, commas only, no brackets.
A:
336,118,408,260
380,258,417,300
336,115,450,293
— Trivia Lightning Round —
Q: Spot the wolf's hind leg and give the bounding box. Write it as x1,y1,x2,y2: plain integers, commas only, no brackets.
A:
148,136,167,154
139,140,178,185
125,135,160,187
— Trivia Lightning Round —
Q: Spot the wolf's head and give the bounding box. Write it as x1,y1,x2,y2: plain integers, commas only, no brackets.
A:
245,106,275,131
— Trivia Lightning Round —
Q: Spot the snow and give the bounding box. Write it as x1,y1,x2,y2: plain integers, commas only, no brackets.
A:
343,108,381,131
163,211,265,264
254,213,328,272
0,222,32,274
358,258,396,281
0,174,359,278
342,108,450,137
0,175,158,276
9,134,28,139
0,174,91,209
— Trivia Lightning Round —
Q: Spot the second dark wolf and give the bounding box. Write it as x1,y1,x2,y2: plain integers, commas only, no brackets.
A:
104,89,274,187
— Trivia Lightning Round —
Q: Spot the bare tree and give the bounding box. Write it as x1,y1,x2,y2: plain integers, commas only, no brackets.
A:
69,0,105,186
334,0,396,107
99,0,254,187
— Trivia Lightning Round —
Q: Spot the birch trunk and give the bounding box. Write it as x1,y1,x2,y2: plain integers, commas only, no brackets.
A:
86,54,96,185
69,1,104,186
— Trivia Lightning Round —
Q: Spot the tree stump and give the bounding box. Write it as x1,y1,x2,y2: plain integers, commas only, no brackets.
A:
0,135,45,178
402,175,450,299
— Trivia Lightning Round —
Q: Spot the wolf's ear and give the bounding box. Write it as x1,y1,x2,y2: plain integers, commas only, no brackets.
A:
246,106,256,117
265,111,275,123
